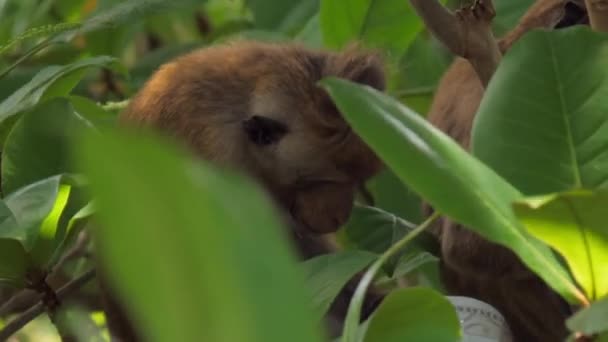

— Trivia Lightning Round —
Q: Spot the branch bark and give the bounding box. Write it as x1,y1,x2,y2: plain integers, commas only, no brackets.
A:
0,269,96,341
585,0,608,31
409,0,502,87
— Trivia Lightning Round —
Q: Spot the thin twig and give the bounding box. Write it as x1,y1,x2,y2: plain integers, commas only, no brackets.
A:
0,269,96,341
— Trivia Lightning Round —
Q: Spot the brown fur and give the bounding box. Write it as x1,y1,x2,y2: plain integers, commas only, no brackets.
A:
121,41,385,235
427,1,587,341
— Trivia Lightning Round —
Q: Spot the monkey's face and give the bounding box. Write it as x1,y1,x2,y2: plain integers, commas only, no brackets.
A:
123,43,386,235
240,46,386,234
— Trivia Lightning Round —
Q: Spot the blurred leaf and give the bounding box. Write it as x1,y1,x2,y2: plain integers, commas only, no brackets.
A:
2,98,96,194
567,297,608,336
392,33,450,92
302,250,377,319
129,43,199,89
84,23,141,58
74,0,201,37
0,239,28,287
222,29,291,43
320,0,431,60
78,129,323,342
295,13,322,48
247,0,316,31
321,77,584,304
363,287,460,342
514,190,608,300
472,28,608,195
276,0,319,35
0,56,119,125
493,0,535,36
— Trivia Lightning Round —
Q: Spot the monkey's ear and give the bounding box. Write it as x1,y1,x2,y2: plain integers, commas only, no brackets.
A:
328,47,386,91
243,115,288,146
350,54,386,92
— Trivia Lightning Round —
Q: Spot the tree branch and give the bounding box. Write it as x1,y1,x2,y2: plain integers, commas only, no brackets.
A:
585,0,608,31
0,269,96,341
409,0,502,87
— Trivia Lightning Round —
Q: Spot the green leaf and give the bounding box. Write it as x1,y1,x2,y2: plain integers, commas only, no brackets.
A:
391,251,438,280
69,95,118,128
294,13,322,48
302,250,377,319
567,297,608,336
0,176,62,251
320,0,425,59
247,0,316,31
366,169,424,224
472,28,608,195
343,205,437,275
363,287,461,342
514,190,608,300
77,129,323,342
0,239,28,287
492,0,535,36
0,56,119,125
73,0,202,38
128,43,199,89
2,98,97,195
320,77,584,304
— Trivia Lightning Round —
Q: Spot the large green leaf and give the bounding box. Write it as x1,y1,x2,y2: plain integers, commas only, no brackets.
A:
472,28,608,195
514,190,608,300
2,98,96,195
302,250,377,320
363,287,460,342
321,77,585,304
567,297,608,336
0,56,119,125
77,129,323,342
320,0,425,60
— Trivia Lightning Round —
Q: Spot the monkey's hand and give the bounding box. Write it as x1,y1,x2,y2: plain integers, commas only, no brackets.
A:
455,0,497,59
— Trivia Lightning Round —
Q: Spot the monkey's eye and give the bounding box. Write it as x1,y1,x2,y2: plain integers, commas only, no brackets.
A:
242,115,288,146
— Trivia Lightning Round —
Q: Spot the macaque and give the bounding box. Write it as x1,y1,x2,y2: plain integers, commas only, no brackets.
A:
121,42,385,238
425,1,588,341
101,42,386,340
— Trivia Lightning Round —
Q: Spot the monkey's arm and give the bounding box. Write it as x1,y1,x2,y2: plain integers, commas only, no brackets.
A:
408,0,502,87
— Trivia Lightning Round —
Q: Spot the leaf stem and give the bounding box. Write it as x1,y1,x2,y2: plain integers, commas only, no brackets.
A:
341,212,441,342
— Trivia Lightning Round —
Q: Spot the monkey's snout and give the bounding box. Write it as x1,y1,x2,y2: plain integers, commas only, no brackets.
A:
290,183,355,235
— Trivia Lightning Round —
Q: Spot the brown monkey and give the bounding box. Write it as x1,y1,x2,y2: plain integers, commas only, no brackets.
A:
99,42,386,340
121,42,384,237
426,1,588,341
